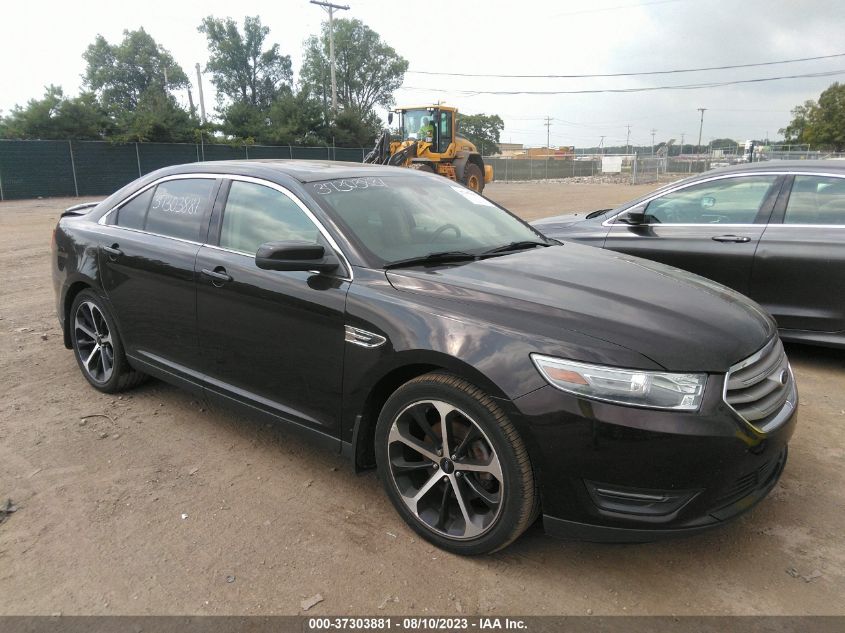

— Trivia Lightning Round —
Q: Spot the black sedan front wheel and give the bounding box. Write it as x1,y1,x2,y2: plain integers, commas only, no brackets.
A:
376,372,538,554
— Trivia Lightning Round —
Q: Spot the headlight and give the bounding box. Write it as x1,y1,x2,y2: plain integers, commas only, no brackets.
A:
531,354,706,411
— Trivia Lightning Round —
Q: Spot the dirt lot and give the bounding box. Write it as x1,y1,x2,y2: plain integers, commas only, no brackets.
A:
1,182,844,615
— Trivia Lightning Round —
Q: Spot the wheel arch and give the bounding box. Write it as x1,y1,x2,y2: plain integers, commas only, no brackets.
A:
62,279,95,349
350,352,510,471
453,151,485,183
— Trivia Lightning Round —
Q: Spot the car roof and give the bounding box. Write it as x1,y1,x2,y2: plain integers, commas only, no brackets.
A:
706,159,845,175
155,159,402,183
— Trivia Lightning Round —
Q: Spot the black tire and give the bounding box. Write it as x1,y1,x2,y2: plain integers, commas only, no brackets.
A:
463,163,484,193
375,372,538,555
69,289,146,393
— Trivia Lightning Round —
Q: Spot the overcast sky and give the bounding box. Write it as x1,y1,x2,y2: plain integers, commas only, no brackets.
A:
2,0,844,147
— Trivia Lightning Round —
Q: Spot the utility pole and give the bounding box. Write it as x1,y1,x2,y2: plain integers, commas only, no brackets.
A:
625,125,631,155
680,132,685,156
195,63,206,124
697,107,707,155
599,135,605,155
311,0,350,116
651,129,657,156
544,116,552,154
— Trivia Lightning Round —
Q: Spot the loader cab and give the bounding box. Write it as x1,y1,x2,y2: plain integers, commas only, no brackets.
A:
398,107,454,154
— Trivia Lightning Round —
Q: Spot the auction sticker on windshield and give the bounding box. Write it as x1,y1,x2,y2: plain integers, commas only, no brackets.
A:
451,185,495,206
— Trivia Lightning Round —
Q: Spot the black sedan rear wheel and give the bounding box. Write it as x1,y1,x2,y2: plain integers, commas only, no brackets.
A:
375,372,538,554
70,289,146,393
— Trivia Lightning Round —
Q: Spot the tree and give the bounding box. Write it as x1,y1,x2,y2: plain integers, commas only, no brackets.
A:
118,90,198,143
781,100,814,143
83,28,189,116
300,18,408,118
82,29,198,141
198,16,293,110
710,138,739,150
456,113,504,155
216,101,270,141
0,85,112,139
781,83,845,150
332,109,382,147
265,91,329,145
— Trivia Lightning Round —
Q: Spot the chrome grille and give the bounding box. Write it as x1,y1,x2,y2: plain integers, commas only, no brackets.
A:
724,337,793,431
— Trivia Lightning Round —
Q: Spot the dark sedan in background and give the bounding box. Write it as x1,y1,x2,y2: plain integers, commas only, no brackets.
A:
533,161,845,349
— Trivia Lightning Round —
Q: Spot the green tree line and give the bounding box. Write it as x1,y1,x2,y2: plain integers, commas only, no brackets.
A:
0,17,504,154
0,18,395,147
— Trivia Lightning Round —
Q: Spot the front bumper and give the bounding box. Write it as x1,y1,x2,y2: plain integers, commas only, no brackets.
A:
506,373,797,542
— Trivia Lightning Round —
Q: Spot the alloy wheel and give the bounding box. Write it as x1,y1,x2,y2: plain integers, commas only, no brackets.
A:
387,399,504,540
74,300,115,383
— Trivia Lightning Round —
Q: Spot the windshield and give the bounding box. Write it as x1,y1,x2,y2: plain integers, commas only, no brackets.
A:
310,175,547,267
401,109,432,141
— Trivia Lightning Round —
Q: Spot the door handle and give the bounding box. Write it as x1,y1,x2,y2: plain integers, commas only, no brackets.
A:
711,235,751,243
201,267,233,284
102,244,123,259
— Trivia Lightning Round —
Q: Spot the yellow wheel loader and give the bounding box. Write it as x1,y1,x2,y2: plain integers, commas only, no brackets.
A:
363,105,493,193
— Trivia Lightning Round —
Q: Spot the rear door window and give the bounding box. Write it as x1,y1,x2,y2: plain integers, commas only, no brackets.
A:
144,179,216,242
783,175,845,225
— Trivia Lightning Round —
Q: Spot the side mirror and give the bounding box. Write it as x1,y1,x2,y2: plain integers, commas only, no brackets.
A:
618,208,648,225
255,241,339,273
388,111,394,125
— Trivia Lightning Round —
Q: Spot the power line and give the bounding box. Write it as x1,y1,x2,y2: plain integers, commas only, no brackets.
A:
406,52,845,79
401,68,845,96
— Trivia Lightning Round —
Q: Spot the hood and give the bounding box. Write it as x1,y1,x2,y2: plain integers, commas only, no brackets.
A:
386,244,775,372
531,213,588,229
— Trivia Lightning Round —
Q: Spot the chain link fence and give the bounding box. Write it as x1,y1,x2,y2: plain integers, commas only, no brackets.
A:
0,140,369,200
484,154,708,184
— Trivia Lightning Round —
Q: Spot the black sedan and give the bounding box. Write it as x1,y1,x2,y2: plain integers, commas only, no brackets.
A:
52,161,796,554
533,160,845,349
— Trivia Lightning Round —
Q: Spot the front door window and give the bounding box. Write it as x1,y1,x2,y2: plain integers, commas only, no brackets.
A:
641,175,779,224
219,180,322,255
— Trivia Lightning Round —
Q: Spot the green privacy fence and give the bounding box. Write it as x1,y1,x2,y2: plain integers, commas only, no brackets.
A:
0,139,369,200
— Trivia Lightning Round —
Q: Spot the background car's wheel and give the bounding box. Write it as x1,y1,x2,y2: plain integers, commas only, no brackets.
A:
375,372,538,555
70,289,146,393
463,163,484,193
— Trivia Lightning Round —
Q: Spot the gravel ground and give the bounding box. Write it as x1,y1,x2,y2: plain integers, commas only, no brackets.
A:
0,182,843,615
